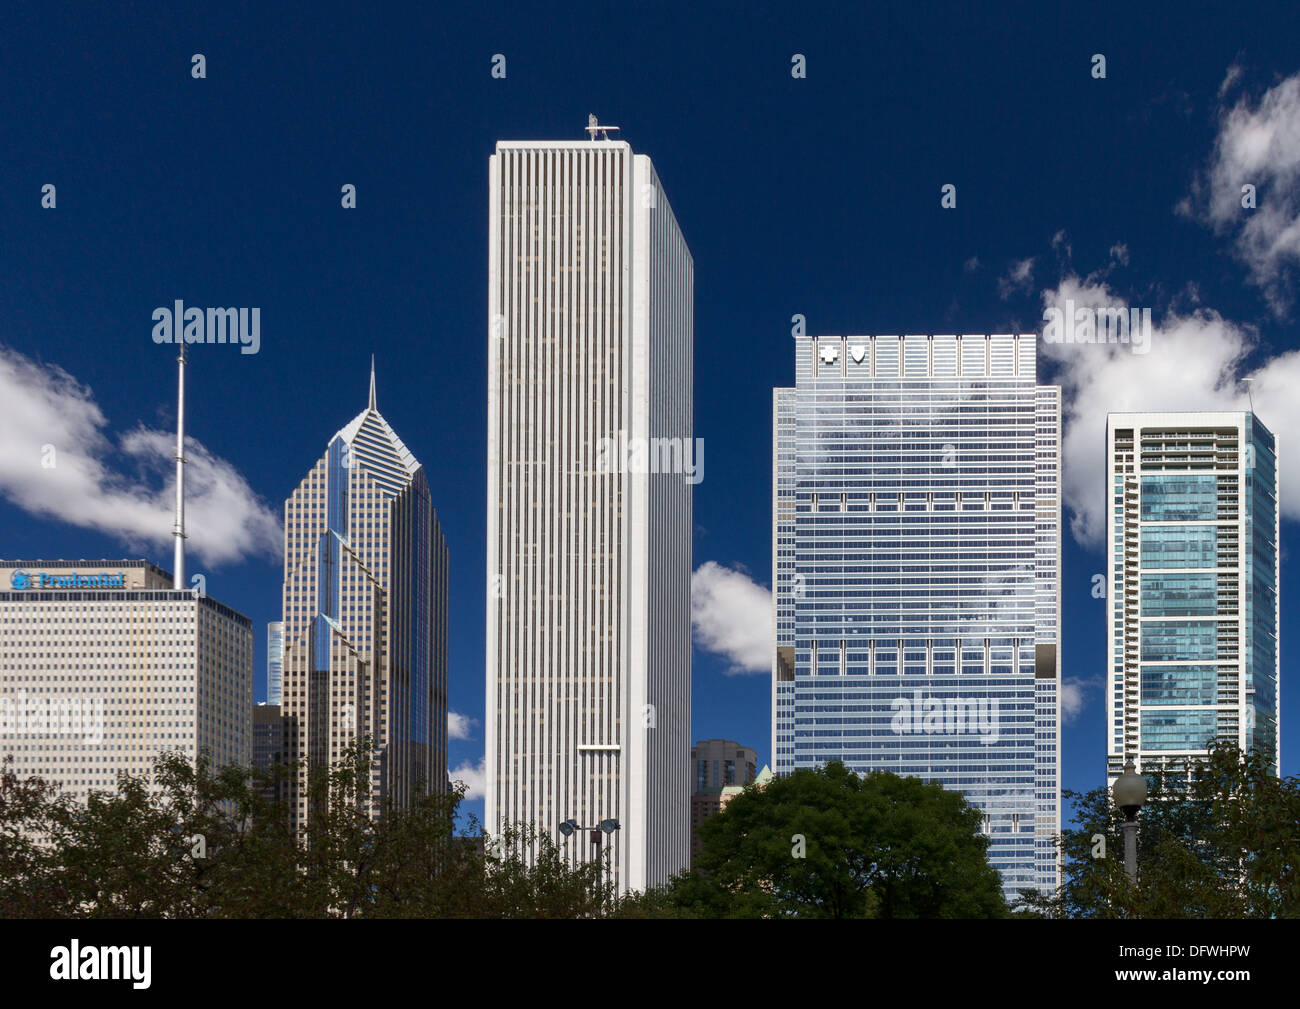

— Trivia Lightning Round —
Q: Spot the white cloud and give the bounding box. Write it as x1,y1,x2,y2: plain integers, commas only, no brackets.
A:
998,257,1036,299
691,561,771,674
1218,63,1243,99
1060,676,1095,724
1039,271,1300,547
964,256,981,273
448,711,476,740
1190,69,1300,314
0,344,281,567
449,756,486,800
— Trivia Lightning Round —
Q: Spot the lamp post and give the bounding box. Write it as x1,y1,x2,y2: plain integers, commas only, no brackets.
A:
559,818,620,892
1112,761,1147,886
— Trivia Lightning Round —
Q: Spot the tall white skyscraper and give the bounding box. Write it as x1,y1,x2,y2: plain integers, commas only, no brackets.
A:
485,131,695,892
773,334,1062,897
1106,412,1279,783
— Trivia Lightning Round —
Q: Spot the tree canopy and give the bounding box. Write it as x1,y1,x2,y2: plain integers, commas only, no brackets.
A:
1013,742,1299,919
628,761,1007,918
0,741,615,919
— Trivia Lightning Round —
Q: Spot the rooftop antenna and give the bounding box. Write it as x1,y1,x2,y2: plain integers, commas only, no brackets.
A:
172,342,187,590
1243,377,1255,412
585,114,620,141
369,354,377,411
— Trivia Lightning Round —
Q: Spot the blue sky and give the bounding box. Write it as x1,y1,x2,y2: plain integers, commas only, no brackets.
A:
4,1,1300,825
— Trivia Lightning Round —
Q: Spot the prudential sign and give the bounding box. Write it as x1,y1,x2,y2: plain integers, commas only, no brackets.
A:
9,570,126,590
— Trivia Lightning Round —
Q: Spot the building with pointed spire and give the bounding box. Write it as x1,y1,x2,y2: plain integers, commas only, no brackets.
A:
279,362,449,831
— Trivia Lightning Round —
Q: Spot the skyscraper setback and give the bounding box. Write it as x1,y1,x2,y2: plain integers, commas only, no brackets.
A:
773,333,1062,896
1106,412,1279,782
280,365,449,831
485,132,695,892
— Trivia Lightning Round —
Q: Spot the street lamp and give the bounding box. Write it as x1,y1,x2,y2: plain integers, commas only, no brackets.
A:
558,817,620,847
1112,760,1147,885
558,817,620,892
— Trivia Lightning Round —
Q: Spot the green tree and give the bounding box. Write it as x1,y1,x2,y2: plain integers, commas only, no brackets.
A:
0,756,74,916
477,825,615,918
1014,742,1299,919
1,741,632,919
644,761,1006,918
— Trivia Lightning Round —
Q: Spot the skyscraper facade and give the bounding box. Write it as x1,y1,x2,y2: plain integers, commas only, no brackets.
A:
690,739,759,862
485,133,695,893
773,333,1061,896
252,702,285,801
266,621,283,705
0,559,252,802
280,368,449,831
1106,412,1279,782
692,738,758,792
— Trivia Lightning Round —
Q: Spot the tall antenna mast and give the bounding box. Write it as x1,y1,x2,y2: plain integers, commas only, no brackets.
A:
172,342,187,590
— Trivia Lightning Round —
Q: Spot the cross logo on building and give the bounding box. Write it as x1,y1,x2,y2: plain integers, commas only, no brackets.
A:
819,345,839,364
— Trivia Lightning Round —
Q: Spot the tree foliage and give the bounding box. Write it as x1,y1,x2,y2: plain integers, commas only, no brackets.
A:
1014,742,1299,919
623,761,1007,918
0,742,615,919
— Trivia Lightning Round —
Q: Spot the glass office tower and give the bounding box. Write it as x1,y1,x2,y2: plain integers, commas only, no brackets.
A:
266,621,284,705
280,365,449,832
773,333,1061,897
1106,412,1279,783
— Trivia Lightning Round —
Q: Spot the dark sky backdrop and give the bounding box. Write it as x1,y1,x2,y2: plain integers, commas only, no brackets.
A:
4,1,1299,824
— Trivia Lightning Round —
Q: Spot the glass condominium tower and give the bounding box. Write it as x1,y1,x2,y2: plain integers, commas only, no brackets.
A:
773,333,1062,896
1106,412,1279,782
486,135,694,893
280,366,449,832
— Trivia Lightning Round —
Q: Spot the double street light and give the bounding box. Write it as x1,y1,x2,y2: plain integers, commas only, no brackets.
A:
559,818,620,848
559,818,620,899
